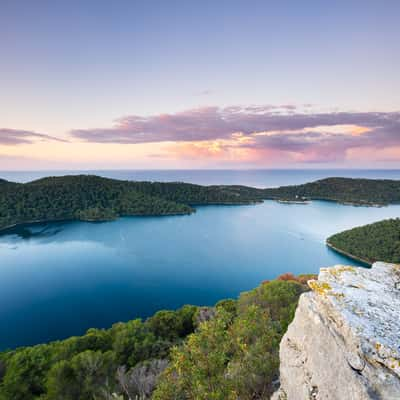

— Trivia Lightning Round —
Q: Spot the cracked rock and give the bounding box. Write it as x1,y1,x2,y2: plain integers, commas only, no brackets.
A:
272,262,400,400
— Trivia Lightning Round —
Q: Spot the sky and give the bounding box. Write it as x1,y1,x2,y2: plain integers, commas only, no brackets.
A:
1,0,399,170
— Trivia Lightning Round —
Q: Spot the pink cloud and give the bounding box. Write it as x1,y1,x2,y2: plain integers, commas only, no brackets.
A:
4,105,400,165
0,129,66,145
68,105,400,164
70,106,400,148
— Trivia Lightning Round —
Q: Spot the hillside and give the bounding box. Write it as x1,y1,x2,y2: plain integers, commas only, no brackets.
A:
0,179,18,188
263,177,400,205
0,175,263,231
327,218,400,264
0,273,312,400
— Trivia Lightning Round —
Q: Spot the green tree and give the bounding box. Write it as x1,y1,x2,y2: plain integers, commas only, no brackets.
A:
45,350,116,400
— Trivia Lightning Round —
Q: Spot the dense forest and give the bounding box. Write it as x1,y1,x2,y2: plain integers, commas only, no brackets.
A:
0,273,313,400
0,179,17,189
327,218,400,264
262,177,400,205
2,175,400,232
0,175,263,231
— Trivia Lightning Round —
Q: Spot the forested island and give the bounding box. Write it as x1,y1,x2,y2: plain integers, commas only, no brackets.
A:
1,175,400,232
0,273,314,400
327,218,400,264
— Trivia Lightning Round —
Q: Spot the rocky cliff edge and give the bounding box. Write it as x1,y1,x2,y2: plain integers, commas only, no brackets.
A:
273,262,400,400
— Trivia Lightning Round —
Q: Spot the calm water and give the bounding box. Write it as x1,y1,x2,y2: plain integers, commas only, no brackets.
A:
1,169,400,350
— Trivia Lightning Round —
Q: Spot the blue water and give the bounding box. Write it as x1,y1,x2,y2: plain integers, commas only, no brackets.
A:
1,169,400,350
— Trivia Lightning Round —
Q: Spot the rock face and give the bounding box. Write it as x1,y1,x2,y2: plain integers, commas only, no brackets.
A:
274,262,400,400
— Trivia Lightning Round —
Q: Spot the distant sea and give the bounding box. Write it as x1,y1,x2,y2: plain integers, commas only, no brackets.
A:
1,169,400,187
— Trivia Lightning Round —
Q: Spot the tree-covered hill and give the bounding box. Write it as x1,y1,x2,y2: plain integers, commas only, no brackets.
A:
0,179,18,188
327,218,400,264
0,175,192,230
263,177,400,205
0,175,263,231
0,273,313,400
128,181,265,205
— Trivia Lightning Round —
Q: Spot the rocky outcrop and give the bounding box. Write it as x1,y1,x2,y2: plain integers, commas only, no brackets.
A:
273,262,400,400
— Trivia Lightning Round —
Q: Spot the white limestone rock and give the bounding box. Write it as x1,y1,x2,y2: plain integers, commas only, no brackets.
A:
274,262,400,400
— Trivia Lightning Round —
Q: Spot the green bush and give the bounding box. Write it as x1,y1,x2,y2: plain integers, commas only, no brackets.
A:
153,280,308,400
0,305,198,400
0,278,308,400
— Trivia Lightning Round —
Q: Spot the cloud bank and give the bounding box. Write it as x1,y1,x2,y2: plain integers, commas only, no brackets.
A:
2,106,399,166
70,106,400,163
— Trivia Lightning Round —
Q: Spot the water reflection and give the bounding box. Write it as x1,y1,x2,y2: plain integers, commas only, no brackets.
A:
2,223,65,239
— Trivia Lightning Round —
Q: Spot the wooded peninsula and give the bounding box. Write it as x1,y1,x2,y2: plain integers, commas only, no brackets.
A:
327,218,400,264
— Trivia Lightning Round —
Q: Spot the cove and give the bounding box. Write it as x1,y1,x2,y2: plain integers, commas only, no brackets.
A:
1,200,399,350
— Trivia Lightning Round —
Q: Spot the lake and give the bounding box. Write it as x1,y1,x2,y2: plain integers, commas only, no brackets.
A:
1,198,400,350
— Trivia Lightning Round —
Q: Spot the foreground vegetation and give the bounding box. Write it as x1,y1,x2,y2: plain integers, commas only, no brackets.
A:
327,218,400,264
0,273,313,400
2,175,400,232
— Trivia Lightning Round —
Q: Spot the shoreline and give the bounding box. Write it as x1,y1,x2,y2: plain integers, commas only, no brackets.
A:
264,197,387,207
0,202,263,236
325,241,372,266
0,211,193,236
277,199,310,205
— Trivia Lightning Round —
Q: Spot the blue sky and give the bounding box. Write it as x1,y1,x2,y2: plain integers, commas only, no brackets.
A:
1,0,399,169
